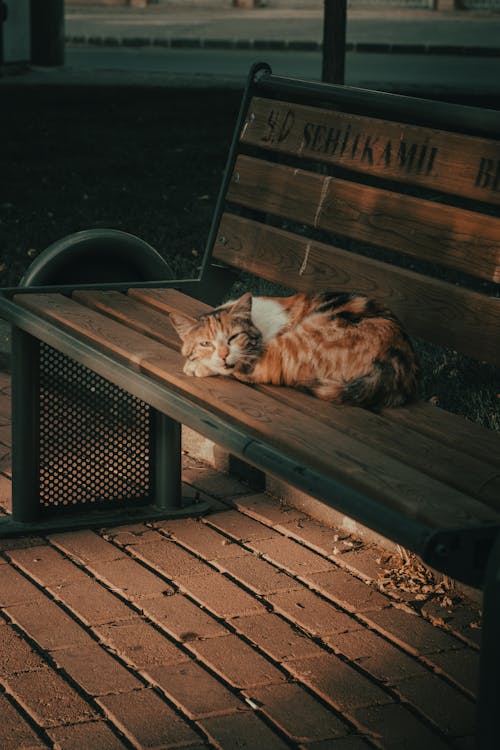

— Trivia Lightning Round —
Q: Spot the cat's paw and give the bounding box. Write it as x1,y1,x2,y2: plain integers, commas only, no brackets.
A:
183,360,215,377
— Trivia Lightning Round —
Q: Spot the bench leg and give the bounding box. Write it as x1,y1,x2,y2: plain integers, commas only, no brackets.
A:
148,410,210,518
11,327,41,523
0,332,209,538
477,533,500,748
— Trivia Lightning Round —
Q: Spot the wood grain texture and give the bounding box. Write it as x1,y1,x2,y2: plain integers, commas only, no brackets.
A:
228,155,500,283
383,401,500,472
213,213,500,367
128,288,211,318
242,97,500,205
13,292,500,530
73,290,179,348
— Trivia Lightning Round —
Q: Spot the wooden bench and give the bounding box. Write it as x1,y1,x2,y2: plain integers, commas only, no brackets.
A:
0,63,499,744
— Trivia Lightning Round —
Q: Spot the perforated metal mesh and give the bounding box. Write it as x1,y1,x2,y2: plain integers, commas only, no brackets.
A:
39,343,153,512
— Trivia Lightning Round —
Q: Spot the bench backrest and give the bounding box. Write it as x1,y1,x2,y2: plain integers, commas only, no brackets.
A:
206,64,500,368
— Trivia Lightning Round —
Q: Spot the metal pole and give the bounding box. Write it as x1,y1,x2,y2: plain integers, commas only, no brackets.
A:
153,412,183,510
0,2,7,67
477,533,500,748
30,0,65,66
322,0,347,85
11,327,41,523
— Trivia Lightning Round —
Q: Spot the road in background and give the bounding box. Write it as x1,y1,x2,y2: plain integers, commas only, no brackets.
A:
30,46,500,99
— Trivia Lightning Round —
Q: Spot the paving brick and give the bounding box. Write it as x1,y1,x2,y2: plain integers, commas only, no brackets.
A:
267,587,357,637
0,563,46,606
0,446,11,473
206,509,277,542
233,612,324,663
248,535,333,576
189,633,286,689
132,538,212,579
213,552,301,595
0,423,10,446
147,660,246,718
88,556,174,600
361,606,463,655
306,568,390,612
6,666,97,727
155,517,244,560
184,466,251,498
0,691,48,750
422,599,482,648
351,702,451,749
199,710,290,750
284,653,391,711
94,618,189,669
231,492,307,526
429,647,479,695
142,592,229,641
50,530,125,562
104,523,160,548
247,682,349,742
7,544,86,586
0,622,47,674
323,627,428,684
47,720,129,750
50,643,143,696
98,688,200,748
6,597,92,651
179,571,266,618
0,473,12,512
53,578,135,626
395,673,476,737
338,546,386,581
0,534,46,553
279,516,344,556
301,737,374,750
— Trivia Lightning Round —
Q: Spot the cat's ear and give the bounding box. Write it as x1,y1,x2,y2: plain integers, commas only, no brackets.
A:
231,292,252,316
170,312,196,340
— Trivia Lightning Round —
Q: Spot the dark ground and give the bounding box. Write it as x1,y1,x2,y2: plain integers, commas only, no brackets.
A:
0,86,238,285
0,85,498,430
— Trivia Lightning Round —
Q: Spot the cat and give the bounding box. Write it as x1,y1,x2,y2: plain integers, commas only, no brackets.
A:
170,291,419,410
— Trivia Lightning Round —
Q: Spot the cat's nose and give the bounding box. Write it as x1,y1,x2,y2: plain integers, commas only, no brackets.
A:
218,343,230,360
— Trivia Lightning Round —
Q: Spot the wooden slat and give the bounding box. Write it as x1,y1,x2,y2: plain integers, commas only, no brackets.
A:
271,388,500,512
73,290,179,348
384,402,500,472
213,213,500,367
128,288,211,319
242,97,500,206
228,155,500,283
128,288,500,508
13,292,500,532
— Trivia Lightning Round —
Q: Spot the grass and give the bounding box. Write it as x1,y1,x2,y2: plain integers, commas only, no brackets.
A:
0,85,498,431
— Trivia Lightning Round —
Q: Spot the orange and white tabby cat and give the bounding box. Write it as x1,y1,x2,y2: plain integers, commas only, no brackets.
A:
170,291,419,410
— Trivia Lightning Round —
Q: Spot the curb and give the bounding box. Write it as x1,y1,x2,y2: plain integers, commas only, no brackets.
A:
65,36,500,56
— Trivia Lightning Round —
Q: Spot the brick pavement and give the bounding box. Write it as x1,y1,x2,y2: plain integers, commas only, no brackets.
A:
0,370,482,750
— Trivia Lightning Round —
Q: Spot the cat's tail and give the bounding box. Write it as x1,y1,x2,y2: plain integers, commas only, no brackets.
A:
311,359,419,411
342,358,418,410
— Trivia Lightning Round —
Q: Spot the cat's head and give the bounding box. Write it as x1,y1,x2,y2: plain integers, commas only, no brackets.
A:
170,292,263,376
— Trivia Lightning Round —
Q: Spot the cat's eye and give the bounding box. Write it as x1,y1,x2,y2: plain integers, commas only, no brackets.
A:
199,341,212,348
228,331,246,344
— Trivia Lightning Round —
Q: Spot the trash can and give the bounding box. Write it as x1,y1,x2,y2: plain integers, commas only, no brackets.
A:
4,228,208,535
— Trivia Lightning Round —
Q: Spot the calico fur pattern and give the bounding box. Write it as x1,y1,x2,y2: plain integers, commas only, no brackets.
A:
170,291,419,410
